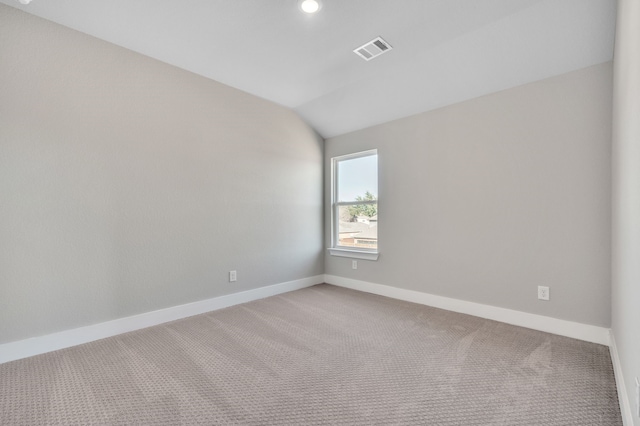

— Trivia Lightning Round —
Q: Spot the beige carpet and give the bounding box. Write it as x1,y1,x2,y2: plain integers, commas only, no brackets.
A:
0,284,622,425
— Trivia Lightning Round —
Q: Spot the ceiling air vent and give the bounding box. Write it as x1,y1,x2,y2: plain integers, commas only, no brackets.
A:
353,36,392,61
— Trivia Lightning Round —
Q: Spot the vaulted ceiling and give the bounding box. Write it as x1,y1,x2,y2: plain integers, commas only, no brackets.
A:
0,0,616,138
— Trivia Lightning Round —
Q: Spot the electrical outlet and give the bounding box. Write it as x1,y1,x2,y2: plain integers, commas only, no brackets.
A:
352,260,358,270
636,377,640,417
537,286,549,301
229,270,237,282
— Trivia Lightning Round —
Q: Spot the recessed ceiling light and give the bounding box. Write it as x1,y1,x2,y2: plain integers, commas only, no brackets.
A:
299,0,321,14
18,0,32,4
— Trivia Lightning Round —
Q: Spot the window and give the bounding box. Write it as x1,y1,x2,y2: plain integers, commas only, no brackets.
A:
329,150,379,260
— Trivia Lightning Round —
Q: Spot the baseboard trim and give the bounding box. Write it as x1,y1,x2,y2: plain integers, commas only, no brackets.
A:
610,332,635,426
324,275,611,346
0,275,324,364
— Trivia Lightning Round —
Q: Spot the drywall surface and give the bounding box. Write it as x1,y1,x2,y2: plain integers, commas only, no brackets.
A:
611,0,640,422
0,5,323,344
325,62,613,327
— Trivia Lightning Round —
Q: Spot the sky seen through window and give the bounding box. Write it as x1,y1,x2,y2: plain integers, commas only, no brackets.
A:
337,155,378,202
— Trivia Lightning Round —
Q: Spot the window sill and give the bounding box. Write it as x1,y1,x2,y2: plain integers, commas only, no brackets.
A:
327,248,379,261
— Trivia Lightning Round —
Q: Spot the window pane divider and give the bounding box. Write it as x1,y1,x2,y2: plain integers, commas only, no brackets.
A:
335,200,377,207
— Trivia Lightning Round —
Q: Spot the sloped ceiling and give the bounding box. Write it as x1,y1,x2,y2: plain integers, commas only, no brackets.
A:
0,0,616,138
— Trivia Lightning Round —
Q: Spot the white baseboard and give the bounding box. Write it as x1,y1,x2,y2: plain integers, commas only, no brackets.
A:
0,275,324,364
0,274,613,364
324,275,611,346
610,332,635,426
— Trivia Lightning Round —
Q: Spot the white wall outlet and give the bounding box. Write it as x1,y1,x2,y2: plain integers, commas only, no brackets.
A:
635,377,639,418
352,260,358,270
537,286,549,301
229,270,237,282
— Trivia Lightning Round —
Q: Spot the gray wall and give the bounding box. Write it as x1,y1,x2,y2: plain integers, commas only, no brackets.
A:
0,5,324,344
612,0,640,421
325,62,613,327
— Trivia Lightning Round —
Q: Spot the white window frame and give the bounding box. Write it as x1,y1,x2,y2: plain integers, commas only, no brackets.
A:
328,149,379,261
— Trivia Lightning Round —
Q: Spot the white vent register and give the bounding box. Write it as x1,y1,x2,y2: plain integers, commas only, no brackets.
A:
353,37,392,61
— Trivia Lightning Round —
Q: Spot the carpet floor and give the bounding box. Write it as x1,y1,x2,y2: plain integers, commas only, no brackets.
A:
0,284,622,425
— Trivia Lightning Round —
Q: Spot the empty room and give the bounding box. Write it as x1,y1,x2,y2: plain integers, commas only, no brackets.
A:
1,0,638,425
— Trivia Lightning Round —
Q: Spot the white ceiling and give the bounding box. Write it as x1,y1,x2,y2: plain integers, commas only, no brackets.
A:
1,0,616,138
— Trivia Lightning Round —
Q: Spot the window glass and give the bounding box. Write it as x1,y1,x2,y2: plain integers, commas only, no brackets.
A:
337,155,378,202
332,151,378,252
